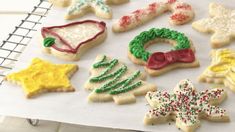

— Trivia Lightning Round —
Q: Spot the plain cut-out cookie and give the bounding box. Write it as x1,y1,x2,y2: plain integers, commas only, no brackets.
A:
84,55,156,105
113,0,194,32
199,49,235,92
65,0,129,20
49,0,71,7
192,3,235,48
41,20,107,61
144,79,229,132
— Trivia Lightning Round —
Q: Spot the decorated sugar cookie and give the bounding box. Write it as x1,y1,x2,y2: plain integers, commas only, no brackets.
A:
113,0,194,32
5,58,78,98
128,28,199,76
199,49,235,92
84,55,156,105
49,0,71,7
41,20,107,61
192,3,235,48
144,79,229,132
65,0,129,20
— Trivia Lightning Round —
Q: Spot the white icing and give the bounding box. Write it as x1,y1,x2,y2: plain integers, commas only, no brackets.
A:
51,23,102,49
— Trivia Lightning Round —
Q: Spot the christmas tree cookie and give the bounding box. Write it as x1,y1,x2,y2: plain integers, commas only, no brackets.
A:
5,58,78,98
41,20,107,61
84,55,156,105
199,49,235,92
144,79,229,132
128,28,199,76
65,0,129,20
192,3,235,48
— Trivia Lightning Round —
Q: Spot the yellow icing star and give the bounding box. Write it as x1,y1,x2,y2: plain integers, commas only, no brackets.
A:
5,58,78,98
199,49,235,92
192,3,235,48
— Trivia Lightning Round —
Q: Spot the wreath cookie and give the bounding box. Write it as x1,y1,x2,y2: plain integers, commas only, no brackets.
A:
5,58,78,98
144,79,229,132
128,28,199,76
113,0,194,32
84,55,156,105
41,20,107,61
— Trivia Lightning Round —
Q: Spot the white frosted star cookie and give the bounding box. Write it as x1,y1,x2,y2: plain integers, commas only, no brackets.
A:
41,20,107,61
84,55,156,105
144,79,229,132
113,0,194,32
65,0,129,20
192,3,235,48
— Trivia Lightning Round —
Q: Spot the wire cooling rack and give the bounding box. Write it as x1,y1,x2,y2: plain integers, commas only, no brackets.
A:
0,0,52,85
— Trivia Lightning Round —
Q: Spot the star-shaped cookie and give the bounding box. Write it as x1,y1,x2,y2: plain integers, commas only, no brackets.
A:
65,0,129,20
192,3,235,48
5,58,78,98
144,79,229,132
199,49,235,92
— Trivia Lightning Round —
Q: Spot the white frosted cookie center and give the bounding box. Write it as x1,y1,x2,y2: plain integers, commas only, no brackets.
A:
52,23,102,49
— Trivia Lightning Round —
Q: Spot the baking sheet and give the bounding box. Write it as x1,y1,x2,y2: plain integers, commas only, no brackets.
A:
0,0,235,131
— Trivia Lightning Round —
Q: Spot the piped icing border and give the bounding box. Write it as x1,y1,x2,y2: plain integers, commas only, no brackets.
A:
41,20,106,54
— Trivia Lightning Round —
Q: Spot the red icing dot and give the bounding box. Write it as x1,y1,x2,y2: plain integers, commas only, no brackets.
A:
120,16,131,27
167,0,177,4
132,9,145,21
148,3,158,13
171,13,189,22
176,4,192,10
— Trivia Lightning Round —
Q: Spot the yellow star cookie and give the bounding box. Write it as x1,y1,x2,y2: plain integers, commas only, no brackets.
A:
5,58,78,98
199,49,235,92
192,3,235,48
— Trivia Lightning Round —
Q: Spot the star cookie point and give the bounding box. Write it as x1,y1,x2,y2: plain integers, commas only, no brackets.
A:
6,58,78,98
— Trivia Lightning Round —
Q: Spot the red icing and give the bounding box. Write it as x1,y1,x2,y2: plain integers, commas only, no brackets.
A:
146,49,195,70
41,20,106,54
167,0,177,4
148,3,158,13
120,16,131,27
176,4,192,10
171,13,189,22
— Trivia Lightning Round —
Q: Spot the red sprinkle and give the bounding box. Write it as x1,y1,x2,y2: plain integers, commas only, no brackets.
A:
176,4,192,10
171,13,189,22
167,0,177,4
120,16,131,27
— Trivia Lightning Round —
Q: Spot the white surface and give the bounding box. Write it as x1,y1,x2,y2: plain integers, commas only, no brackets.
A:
0,0,39,43
0,0,235,132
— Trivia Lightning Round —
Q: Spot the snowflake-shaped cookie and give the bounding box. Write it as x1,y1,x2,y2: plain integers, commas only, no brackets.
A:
192,3,235,48
144,79,229,132
65,0,129,20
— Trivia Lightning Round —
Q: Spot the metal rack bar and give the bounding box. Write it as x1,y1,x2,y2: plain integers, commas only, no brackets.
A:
0,0,52,87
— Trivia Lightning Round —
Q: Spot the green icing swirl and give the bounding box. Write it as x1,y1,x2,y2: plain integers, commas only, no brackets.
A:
129,28,191,62
43,37,55,47
90,55,142,95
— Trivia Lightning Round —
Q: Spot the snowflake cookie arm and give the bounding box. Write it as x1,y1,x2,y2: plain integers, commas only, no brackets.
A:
175,112,200,132
144,91,172,124
209,3,232,17
65,0,89,20
198,89,229,121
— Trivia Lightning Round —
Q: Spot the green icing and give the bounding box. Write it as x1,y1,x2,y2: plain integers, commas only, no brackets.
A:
129,28,190,62
90,55,142,95
43,37,55,47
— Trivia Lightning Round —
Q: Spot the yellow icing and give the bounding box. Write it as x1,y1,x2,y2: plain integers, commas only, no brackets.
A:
6,58,78,97
208,49,235,74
